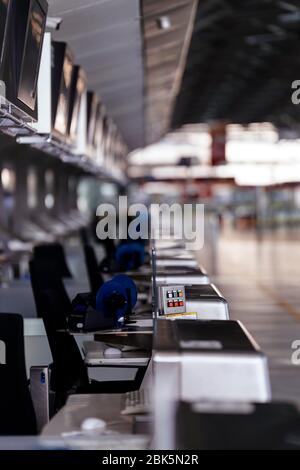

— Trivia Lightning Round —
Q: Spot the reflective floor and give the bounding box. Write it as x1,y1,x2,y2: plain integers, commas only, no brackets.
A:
202,227,300,407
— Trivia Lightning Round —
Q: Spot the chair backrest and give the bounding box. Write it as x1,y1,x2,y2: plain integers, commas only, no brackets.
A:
29,258,71,322
40,289,89,396
79,227,90,246
101,238,116,257
0,313,37,435
33,243,72,278
29,259,88,396
83,244,104,295
92,215,116,256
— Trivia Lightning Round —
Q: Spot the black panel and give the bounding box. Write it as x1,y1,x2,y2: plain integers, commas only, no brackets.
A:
0,0,12,77
1,0,48,119
176,401,300,450
86,91,99,148
51,41,74,139
154,319,258,353
17,0,48,110
67,65,87,144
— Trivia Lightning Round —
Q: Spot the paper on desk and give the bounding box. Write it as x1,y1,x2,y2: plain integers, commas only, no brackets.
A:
164,312,198,320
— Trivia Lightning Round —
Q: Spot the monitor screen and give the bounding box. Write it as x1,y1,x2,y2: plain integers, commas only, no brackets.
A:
103,116,112,156
53,44,74,137
87,91,99,148
68,66,87,142
0,0,11,72
94,102,104,149
17,0,48,110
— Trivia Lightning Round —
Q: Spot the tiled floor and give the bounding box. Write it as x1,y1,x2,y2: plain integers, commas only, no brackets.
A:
202,228,300,407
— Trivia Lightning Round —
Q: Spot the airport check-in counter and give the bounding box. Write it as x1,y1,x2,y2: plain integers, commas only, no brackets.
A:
157,284,229,321
130,265,210,286
152,318,271,449
153,247,209,285
155,269,210,286
153,318,271,404
0,227,270,448
155,249,195,259
174,401,300,450
26,238,273,450
185,284,229,320
41,393,150,449
156,258,199,268
153,247,229,319
42,360,155,448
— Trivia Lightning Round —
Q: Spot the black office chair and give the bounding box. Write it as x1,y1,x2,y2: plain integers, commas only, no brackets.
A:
29,259,146,409
30,259,71,320
0,313,37,435
33,243,72,278
92,216,116,257
79,227,90,246
83,244,105,295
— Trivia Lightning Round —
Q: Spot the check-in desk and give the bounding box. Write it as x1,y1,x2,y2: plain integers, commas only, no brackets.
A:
185,284,229,320
69,316,153,382
154,241,186,250
156,258,199,268
152,318,271,449
42,357,155,449
41,394,150,449
89,324,153,351
153,318,271,403
155,246,195,257
130,265,210,286
84,342,150,367
175,401,300,450
156,265,209,286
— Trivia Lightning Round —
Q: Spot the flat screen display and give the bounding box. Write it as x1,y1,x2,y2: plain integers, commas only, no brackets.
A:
0,0,11,70
69,66,86,142
87,91,99,148
94,102,104,148
102,116,110,155
17,0,48,110
105,118,115,156
54,46,74,136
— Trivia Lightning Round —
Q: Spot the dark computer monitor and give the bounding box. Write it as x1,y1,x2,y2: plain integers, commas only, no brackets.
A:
17,0,48,111
103,116,112,156
94,102,104,151
52,41,74,139
86,91,99,148
108,121,117,159
0,0,12,75
68,65,87,144
1,0,48,119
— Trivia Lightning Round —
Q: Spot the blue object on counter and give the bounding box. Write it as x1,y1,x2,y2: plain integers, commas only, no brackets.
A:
95,279,128,327
113,274,138,311
115,242,145,271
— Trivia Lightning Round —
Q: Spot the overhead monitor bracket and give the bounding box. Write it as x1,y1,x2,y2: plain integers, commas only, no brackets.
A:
46,17,63,31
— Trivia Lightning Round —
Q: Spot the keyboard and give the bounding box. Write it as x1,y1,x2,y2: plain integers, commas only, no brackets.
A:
121,389,152,416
